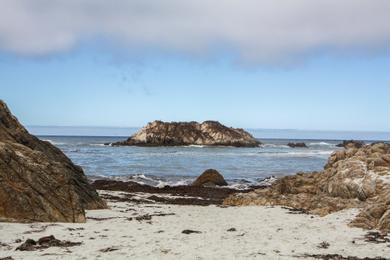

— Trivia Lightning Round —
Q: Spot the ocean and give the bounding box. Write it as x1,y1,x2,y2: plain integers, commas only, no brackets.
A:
29,126,390,189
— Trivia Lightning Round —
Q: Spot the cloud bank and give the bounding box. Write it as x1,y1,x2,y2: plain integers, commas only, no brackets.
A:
1,0,390,64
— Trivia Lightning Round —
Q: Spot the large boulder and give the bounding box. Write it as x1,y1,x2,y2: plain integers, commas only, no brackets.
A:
111,120,260,147
0,100,106,222
224,143,390,232
192,169,228,187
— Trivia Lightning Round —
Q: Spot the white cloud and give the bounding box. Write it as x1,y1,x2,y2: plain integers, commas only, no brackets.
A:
1,0,390,64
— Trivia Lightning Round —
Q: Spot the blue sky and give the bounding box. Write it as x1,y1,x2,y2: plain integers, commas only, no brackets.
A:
1,48,390,131
1,1,390,131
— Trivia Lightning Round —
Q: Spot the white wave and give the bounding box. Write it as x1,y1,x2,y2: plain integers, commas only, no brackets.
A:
226,183,251,190
89,143,106,147
259,150,332,158
131,174,155,182
185,145,205,148
43,139,65,145
258,176,278,186
308,142,335,147
261,144,289,148
155,179,191,188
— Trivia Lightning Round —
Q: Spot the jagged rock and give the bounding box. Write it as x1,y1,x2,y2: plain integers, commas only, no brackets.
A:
287,142,308,148
192,169,228,187
0,100,106,223
336,140,365,149
351,190,390,232
111,120,260,147
224,143,390,232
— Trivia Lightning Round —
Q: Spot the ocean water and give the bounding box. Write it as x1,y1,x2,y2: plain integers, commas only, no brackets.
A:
32,127,390,189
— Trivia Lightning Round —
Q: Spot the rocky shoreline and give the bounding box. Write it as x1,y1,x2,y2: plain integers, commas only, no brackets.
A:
225,142,390,233
1,100,390,259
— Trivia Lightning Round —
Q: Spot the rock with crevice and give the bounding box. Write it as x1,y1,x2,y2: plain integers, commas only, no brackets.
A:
224,143,390,232
111,120,260,147
0,100,106,222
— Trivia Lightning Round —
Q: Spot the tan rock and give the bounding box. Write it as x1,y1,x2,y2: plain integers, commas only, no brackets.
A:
224,143,390,232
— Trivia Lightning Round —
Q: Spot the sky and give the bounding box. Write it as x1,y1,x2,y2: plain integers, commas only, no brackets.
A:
1,0,390,132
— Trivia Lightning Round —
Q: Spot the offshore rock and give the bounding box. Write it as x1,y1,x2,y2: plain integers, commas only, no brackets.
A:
0,100,106,223
111,120,260,147
192,169,228,187
224,143,390,232
287,142,308,148
336,140,365,149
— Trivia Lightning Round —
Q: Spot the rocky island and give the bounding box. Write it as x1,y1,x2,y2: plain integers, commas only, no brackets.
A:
110,120,260,147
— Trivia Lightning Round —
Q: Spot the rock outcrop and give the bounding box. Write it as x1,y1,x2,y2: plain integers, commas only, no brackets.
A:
0,100,106,223
111,120,260,147
336,140,365,149
192,169,228,187
287,142,308,148
224,143,390,232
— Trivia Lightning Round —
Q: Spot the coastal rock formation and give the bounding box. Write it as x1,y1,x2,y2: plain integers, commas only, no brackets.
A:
192,169,228,187
287,142,308,148
0,100,106,223
111,120,260,147
336,140,365,149
224,143,390,232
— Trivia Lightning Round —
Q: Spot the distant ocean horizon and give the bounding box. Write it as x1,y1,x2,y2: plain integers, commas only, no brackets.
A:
27,125,390,141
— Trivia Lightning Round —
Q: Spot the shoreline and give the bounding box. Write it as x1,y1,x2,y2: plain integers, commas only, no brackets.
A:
1,189,389,260
91,179,265,206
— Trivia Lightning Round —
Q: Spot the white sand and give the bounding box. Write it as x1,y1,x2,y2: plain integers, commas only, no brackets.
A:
0,190,389,260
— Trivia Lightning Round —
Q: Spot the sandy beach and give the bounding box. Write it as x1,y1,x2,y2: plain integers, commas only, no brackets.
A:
1,190,389,260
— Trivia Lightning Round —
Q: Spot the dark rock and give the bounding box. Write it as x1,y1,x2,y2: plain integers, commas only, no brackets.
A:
0,100,106,223
16,236,81,251
227,228,237,232
38,235,59,245
364,231,390,244
110,120,260,147
15,239,36,251
336,140,365,149
317,241,330,249
192,169,228,187
182,230,202,234
302,254,387,260
100,247,119,252
287,142,308,148
135,214,152,221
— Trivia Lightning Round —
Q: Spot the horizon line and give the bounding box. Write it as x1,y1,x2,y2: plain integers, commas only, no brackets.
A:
26,125,390,134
